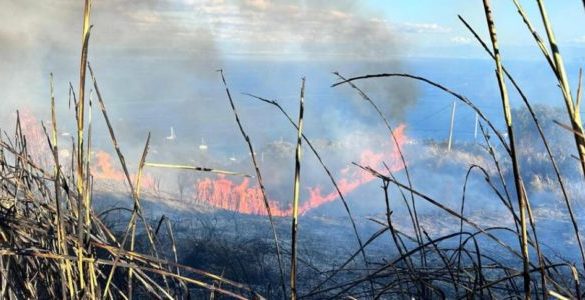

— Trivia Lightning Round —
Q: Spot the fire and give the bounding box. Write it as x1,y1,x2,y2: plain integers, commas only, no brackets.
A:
193,124,408,216
89,125,408,216
92,151,126,181
91,151,155,190
17,110,52,167
193,177,290,216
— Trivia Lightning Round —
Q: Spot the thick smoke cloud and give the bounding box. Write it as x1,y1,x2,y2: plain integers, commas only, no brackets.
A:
0,0,420,190
0,0,420,131
0,0,220,129
203,0,419,121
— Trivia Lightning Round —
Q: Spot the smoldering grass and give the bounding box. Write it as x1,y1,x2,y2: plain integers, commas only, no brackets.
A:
2,0,585,299
242,92,374,290
320,1,582,292
0,1,256,298
333,71,424,257
325,70,583,298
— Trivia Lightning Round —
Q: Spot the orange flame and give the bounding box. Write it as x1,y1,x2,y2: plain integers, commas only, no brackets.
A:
18,110,52,166
13,112,157,191
193,177,290,216
92,151,126,181
89,125,408,216
193,124,408,216
91,151,155,190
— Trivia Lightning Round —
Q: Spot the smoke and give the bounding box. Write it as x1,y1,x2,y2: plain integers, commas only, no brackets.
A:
0,0,421,216
205,0,419,121
0,0,221,136
0,0,420,146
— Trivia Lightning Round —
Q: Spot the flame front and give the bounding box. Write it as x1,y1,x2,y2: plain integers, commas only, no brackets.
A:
92,151,155,190
18,110,408,216
192,124,407,216
19,110,52,167
93,151,126,182
89,125,408,216
193,177,290,216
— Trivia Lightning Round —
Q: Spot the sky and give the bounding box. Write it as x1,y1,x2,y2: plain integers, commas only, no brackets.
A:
377,0,585,51
2,0,584,61
0,0,584,140
0,0,583,210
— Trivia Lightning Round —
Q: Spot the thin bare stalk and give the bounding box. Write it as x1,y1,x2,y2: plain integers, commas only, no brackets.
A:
290,77,305,300
129,132,151,300
75,0,92,291
531,0,585,175
218,69,287,299
243,92,373,289
482,1,530,297
49,73,73,299
144,162,251,177
458,15,585,271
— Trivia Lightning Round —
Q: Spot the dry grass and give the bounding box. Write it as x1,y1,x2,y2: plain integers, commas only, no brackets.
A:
0,112,256,299
1,0,584,299
315,1,584,298
0,2,257,299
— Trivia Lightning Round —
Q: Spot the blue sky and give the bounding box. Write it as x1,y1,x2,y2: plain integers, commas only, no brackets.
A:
364,0,585,58
375,0,584,43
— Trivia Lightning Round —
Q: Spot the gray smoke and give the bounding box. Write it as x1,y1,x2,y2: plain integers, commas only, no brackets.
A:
0,0,419,196
209,0,419,121
0,0,220,131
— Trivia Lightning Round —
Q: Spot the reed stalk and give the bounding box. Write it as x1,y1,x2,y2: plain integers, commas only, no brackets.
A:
290,78,305,300
481,1,530,297
218,69,287,299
